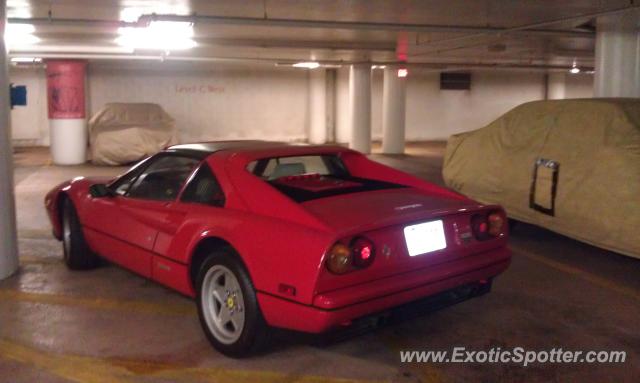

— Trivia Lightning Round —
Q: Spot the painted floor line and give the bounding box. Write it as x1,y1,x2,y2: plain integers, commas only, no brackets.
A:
0,289,197,316
18,255,61,264
511,244,640,302
0,338,384,383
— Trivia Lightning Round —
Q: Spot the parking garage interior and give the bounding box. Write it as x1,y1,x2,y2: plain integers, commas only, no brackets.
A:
1,1,639,382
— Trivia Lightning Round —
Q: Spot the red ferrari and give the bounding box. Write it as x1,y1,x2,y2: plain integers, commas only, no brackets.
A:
45,141,510,357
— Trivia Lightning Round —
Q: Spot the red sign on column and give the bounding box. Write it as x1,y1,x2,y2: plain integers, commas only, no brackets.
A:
46,60,86,119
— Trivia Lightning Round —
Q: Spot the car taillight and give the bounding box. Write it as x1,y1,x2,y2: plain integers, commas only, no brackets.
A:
471,210,506,240
326,243,352,274
351,237,375,267
488,212,505,236
326,237,376,274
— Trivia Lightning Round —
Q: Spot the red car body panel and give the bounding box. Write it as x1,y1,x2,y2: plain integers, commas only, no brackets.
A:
45,142,511,332
258,253,509,332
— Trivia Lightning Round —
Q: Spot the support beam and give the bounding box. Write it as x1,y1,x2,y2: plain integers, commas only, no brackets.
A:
0,0,19,280
46,60,88,165
308,69,327,144
382,66,407,154
594,8,640,97
546,73,566,100
349,64,371,153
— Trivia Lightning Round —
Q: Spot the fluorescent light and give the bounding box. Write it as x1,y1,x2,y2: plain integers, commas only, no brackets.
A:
116,21,196,51
371,65,386,69
292,61,320,69
15,45,134,54
7,23,35,35
569,59,580,74
7,1,31,18
11,57,42,63
5,23,39,48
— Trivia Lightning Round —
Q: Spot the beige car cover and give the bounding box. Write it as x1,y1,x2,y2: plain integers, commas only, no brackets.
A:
89,103,178,165
443,98,640,259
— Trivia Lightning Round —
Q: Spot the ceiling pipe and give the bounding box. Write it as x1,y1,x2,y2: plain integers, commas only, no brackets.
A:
139,13,592,37
412,3,640,56
8,15,591,38
7,17,139,28
7,52,592,72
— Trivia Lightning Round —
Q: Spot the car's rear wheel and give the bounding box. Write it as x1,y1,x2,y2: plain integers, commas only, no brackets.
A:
62,199,99,270
196,251,270,357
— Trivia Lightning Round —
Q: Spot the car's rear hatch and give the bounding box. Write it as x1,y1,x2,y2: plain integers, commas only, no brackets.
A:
301,188,509,294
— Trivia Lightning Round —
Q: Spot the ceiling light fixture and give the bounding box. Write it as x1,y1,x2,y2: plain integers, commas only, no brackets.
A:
5,23,40,48
7,0,32,18
569,59,580,74
397,67,408,78
116,21,196,51
371,65,387,69
11,57,42,63
292,61,320,69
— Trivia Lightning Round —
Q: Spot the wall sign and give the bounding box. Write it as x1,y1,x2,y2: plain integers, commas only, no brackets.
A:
175,84,225,94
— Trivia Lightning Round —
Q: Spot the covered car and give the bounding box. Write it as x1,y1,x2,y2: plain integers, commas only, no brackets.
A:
89,103,178,165
443,98,640,259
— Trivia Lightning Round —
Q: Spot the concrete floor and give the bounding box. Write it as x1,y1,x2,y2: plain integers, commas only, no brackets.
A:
1,144,639,382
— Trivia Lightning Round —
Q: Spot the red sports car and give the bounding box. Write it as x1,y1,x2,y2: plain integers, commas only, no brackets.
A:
45,141,510,357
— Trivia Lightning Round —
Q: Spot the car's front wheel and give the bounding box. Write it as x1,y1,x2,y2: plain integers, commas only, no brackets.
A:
196,251,270,357
62,199,99,270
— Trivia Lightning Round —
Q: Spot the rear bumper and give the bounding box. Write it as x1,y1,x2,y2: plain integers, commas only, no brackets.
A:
257,246,510,333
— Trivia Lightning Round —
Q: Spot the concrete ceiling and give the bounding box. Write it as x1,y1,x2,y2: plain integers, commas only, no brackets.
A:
6,0,640,71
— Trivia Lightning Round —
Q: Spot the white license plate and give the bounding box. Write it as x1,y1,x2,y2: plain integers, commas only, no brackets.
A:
403,220,447,256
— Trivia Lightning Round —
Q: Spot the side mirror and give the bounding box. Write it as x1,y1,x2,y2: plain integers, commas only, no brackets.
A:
89,184,114,198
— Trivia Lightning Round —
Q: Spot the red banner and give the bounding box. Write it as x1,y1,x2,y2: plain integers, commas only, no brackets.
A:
46,60,86,119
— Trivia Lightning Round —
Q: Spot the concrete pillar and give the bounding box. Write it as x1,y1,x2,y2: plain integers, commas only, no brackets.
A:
308,69,327,144
45,60,88,164
0,0,19,280
382,66,407,154
349,64,372,153
546,73,566,100
594,8,640,97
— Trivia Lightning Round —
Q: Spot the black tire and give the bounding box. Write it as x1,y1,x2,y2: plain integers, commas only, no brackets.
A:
196,251,271,358
475,279,493,296
62,199,99,270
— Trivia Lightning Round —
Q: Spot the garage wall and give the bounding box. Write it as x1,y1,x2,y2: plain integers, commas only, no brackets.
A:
335,68,592,142
9,67,49,146
10,64,594,146
403,70,548,140
565,74,595,98
88,65,309,143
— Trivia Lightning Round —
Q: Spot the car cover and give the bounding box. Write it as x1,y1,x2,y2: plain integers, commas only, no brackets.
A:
443,98,640,259
89,103,178,165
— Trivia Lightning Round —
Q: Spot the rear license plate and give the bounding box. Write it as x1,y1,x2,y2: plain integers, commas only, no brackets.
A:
403,220,447,256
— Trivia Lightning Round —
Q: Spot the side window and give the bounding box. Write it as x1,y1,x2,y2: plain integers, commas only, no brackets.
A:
109,157,153,196
181,164,225,207
113,173,139,196
127,155,200,201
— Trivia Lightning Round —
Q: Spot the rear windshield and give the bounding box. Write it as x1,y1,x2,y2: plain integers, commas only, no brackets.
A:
247,154,404,202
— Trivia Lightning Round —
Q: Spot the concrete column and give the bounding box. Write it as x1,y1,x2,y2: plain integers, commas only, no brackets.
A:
594,8,640,97
546,73,566,100
0,0,19,280
349,64,372,153
308,68,327,144
382,66,407,154
46,60,88,164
